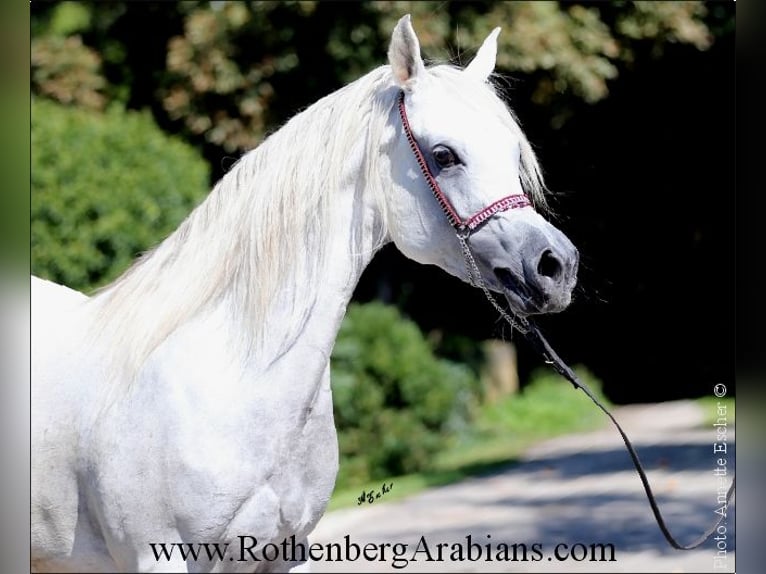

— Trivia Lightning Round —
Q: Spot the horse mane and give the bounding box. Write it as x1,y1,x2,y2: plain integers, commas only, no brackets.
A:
88,63,547,390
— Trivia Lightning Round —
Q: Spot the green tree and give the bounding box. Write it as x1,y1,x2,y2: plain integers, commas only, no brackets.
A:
30,1,729,158
31,97,210,292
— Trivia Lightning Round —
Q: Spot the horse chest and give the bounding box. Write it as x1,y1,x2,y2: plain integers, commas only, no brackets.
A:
97,355,339,550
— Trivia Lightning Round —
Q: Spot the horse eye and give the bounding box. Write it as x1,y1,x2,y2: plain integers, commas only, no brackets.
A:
432,145,458,168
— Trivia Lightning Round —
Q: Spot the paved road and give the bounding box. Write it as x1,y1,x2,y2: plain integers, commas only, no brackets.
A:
309,400,736,573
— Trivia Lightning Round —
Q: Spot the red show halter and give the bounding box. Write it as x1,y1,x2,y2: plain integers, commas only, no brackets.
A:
396,91,532,235
396,89,531,333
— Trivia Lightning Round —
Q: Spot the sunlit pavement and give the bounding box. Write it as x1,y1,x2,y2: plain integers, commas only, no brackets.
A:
310,400,735,573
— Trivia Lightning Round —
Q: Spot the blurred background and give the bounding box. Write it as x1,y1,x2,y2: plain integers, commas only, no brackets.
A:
30,1,735,492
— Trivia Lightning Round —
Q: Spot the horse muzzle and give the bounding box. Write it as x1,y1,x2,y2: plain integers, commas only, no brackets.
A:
491,224,579,315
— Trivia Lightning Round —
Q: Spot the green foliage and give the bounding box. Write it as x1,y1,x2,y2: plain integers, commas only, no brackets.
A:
331,302,479,487
330,364,610,510
159,0,718,144
31,35,107,110
475,366,608,439
616,2,711,49
48,1,92,37
696,396,735,426
31,97,209,292
30,1,729,156
449,1,712,106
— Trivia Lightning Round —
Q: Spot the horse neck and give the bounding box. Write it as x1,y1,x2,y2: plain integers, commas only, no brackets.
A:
89,89,389,390
248,175,383,371
158,164,383,396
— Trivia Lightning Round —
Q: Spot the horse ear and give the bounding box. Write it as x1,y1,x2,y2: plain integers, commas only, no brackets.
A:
464,27,501,82
388,14,426,90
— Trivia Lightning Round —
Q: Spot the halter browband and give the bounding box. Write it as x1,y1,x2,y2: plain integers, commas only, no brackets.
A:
397,89,735,551
396,91,531,233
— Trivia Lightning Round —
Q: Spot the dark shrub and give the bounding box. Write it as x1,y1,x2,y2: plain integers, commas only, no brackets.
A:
332,302,478,486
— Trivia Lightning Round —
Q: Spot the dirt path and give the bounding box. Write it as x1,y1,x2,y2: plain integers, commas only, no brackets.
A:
309,400,735,572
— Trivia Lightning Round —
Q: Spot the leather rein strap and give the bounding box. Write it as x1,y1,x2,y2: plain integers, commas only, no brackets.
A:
522,322,736,550
397,90,735,550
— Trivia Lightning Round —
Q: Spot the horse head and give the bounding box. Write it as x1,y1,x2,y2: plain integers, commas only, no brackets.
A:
384,15,579,316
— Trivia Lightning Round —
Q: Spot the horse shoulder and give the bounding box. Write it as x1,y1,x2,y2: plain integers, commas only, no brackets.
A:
31,277,100,568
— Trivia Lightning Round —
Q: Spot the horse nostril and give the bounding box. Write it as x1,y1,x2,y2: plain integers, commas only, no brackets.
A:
537,249,563,281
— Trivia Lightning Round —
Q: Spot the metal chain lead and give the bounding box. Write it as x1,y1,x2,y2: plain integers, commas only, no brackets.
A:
457,232,529,335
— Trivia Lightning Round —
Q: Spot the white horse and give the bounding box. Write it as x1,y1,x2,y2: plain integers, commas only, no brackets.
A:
31,15,578,573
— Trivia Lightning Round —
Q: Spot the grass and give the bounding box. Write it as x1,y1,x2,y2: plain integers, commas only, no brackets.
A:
328,366,610,511
696,395,736,426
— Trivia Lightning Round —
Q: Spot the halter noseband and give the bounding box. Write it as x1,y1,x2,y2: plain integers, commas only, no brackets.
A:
396,89,734,551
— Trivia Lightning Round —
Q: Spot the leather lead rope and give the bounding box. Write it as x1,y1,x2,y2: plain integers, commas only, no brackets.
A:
397,89,735,549
522,319,736,550
461,233,735,550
